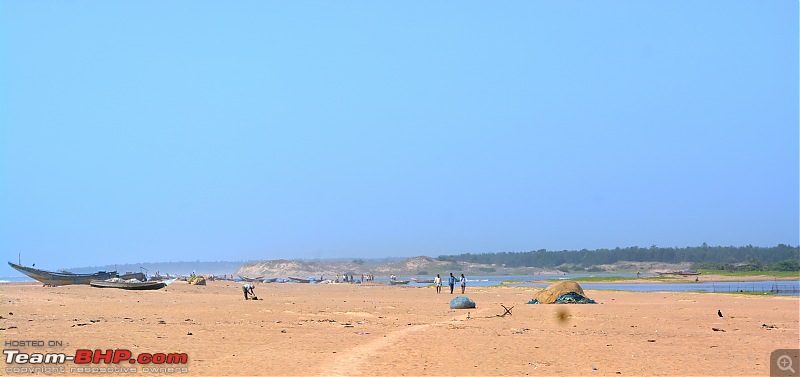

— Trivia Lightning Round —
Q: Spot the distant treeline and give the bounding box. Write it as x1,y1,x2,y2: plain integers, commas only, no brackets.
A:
437,244,800,271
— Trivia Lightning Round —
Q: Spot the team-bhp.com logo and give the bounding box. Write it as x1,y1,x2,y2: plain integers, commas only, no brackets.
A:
4,348,188,374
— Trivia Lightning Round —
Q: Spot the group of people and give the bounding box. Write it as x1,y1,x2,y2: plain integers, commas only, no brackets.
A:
433,273,467,294
336,274,355,283
242,272,468,300
334,274,375,283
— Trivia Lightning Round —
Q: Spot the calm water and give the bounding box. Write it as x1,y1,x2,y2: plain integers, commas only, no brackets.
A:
517,280,800,296
400,274,800,296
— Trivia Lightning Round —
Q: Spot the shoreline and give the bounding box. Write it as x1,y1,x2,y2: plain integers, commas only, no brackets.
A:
4,271,798,286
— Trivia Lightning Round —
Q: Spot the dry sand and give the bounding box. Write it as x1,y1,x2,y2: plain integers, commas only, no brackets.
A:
1,281,798,376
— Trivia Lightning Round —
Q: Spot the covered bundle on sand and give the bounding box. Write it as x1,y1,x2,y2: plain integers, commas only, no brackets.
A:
450,296,476,309
528,281,596,304
187,275,206,286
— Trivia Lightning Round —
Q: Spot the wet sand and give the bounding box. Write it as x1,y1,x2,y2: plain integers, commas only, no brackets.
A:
1,281,798,376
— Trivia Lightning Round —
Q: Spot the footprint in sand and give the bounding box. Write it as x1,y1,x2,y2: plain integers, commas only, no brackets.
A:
321,307,492,376
323,323,432,377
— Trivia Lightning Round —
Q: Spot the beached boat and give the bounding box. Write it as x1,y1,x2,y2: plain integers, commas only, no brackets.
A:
90,278,175,290
149,273,176,281
389,280,410,285
261,278,278,283
288,276,325,283
238,275,265,282
119,272,146,281
8,262,116,286
411,278,435,284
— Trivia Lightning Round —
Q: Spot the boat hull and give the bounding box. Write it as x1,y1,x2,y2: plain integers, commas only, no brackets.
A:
238,275,264,282
8,262,116,286
89,280,170,290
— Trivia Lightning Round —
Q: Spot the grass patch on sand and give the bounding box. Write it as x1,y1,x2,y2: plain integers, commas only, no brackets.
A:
720,290,778,296
697,269,800,278
696,290,778,296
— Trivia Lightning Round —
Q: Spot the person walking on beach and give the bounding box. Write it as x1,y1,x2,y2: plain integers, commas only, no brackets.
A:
242,283,255,300
434,274,442,294
460,274,467,294
448,273,456,294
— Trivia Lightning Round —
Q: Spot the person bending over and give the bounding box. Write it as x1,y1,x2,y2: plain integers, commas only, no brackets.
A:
242,283,255,300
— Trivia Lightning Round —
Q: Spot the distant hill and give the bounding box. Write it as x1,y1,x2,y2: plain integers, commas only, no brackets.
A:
236,256,557,278
56,244,799,279
438,244,799,270
67,261,252,276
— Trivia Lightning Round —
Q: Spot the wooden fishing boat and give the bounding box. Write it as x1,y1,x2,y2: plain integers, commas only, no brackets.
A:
90,278,175,290
411,278,435,284
389,280,410,285
8,262,116,286
261,278,278,283
119,272,146,281
288,277,312,283
148,273,176,281
238,275,265,282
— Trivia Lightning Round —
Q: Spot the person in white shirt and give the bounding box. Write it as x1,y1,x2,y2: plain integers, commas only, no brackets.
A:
460,274,467,294
434,274,442,294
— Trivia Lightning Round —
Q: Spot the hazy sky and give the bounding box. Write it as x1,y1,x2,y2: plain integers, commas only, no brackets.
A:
1,1,798,275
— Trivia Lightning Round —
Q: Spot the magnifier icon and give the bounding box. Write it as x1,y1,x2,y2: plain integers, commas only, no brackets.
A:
778,355,796,373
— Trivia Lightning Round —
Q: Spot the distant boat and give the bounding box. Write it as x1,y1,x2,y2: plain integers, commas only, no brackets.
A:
261,278,278,283
288,276,325,283
411,278,435,284
119,272,146,281
238,275,265,282
8,262,116,286
90,278,175,290
389,280,410,285
149,273,176,281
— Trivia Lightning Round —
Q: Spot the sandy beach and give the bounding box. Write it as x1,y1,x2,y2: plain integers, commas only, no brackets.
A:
1,281,798,376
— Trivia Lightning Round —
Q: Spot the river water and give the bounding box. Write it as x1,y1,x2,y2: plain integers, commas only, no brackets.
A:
401,274,800,296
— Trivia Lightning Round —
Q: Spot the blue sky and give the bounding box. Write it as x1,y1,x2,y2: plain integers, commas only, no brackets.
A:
1,1,798,274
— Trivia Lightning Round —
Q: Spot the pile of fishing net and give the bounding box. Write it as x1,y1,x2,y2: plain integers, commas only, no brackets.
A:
528,280,597,304
450,296,476,309
187,275,206,286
